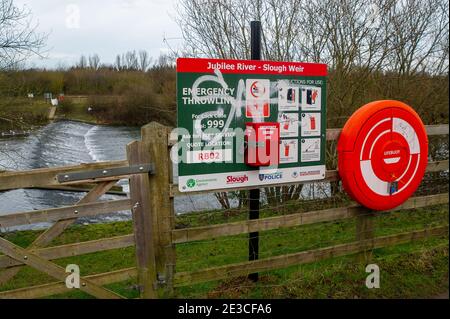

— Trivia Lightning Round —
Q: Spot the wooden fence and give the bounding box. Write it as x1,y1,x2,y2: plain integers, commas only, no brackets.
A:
0,122,448,298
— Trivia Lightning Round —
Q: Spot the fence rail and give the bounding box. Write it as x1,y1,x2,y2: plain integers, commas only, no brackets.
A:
0,199,131,228
0,267,137,299
173,225,449,287
0,160,128,191
0,234,135,269
171,193,448,244
0,122,448,299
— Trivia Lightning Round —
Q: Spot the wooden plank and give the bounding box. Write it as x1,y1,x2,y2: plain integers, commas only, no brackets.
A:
170,160,448,196
0,267,137,299
356,210,375,262
0,160,128,191
141,122,176,293
426,124,449,136
326,128,341,141
323,124,448,141
0,234,134,269
168,124,448,145
30,183,125,195
0,181,119,285
127,140,158,299
0,237,124,299
173,225,449,287
171,193,448,244
0,198,131,228
426,160,449,172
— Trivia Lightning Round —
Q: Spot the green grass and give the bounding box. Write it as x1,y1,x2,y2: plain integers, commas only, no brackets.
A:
0,202,448,299
0,96,98,131
57,98,97,124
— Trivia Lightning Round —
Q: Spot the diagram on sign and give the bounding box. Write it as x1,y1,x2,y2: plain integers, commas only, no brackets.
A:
301,113,321,136
246,79,270,118
278,81,299,111
300,86,321,111
278,112,299,138
280,139,298,163
301,138,321,162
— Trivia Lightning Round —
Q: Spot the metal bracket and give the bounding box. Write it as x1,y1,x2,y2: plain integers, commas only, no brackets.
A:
57,163,154,183
154,273,166,288
389,181,399,195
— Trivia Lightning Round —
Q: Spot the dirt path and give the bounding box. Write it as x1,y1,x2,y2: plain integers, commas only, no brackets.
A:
432,291,449,299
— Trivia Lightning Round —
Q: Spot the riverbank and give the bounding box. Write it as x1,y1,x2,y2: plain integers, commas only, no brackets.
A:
0,95,176,134
0,96,158,134
0,98,51,132
0,201,447,298
56,96,98,124
0,97,100,134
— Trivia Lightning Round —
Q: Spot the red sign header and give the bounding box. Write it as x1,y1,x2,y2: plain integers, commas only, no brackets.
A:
177,58,327,77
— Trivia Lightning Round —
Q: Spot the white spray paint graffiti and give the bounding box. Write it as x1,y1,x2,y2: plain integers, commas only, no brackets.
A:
190,69,280,168
191,69,280,141
191,69,244,145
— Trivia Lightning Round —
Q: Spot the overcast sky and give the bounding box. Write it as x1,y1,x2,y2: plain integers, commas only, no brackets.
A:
15,0,182,69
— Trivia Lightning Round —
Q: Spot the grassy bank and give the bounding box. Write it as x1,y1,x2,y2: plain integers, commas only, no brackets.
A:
57,97,97,124
0,96,111,132
0,201,447,299
0,95,162,129
0,98,51,131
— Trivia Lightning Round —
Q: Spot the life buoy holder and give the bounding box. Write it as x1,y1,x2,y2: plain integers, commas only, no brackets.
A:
338,100,428,211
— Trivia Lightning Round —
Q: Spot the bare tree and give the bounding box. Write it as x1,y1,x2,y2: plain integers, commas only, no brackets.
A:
88,53,100,70
138,50,152,72
176,0,448,74
176,0,449,207
122,50,138,70
385,0,449,76
77,55,87,69
0,0,46,70
114,54,122,71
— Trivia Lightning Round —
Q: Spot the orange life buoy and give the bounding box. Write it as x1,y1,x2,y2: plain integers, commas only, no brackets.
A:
338,100,428,210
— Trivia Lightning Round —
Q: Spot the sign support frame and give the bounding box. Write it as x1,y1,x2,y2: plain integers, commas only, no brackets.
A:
248,20,261,282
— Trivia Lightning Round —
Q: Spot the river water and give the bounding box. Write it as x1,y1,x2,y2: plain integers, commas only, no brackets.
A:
0,121,221,231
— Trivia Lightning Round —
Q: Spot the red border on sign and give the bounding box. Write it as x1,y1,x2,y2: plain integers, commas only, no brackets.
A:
177,57,327,76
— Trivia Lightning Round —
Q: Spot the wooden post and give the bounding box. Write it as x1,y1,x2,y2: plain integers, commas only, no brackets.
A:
127,140,158,299
356,209,375,263
141,122,176,295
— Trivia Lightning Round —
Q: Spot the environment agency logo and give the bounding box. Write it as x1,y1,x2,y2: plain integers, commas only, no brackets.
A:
186,178,196,188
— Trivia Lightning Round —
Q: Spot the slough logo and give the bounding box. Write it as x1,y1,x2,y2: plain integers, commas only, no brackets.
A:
186,179,196,188
226,174,248,184
259,172,283,181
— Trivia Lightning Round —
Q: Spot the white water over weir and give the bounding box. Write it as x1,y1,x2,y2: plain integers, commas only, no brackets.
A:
0,120,328,231
0,121,222,231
